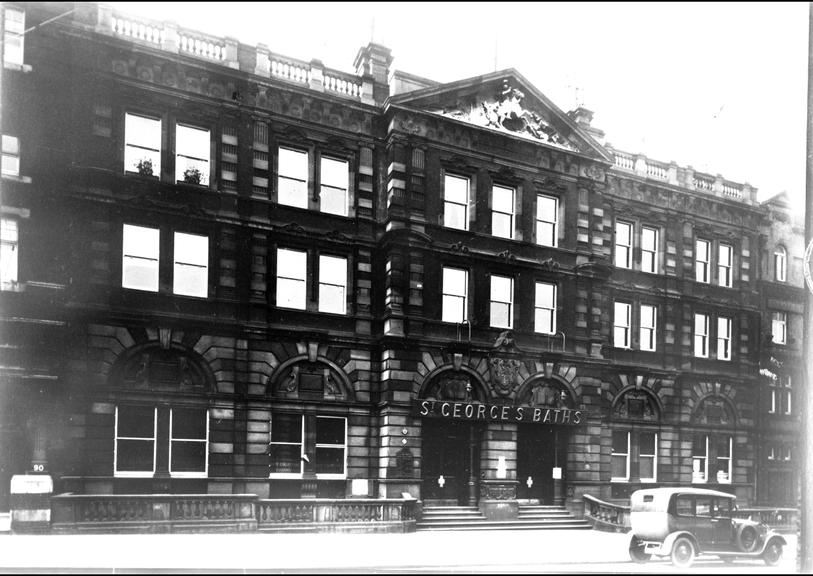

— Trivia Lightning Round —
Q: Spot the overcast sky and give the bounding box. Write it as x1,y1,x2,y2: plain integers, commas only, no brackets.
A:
111,2,810,211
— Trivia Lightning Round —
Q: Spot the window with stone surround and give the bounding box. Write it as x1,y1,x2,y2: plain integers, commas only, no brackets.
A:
535,194,558,247
320,156,349,216
3,7,24,67
639,304,657,352
694,313,709,357
268,414,347,479
443,173,470,230
692,434,732,484
0,217,18,289
442,266,468,323
124,113,161,177
1,134,19,177
114,406,157,476
173,232,209,298
614,220,633,269
613,301,631,349
169,408,209,477
695,239,710,283
122,224,160,292
276,248,307,310
491,184,515,239
175,123,210,185
718,243,733,287
490,274,513,329
641,226,658,274
771,311,787,345
534,281,556,335
716,316,731,361
318,254,347,314
774,246,787,283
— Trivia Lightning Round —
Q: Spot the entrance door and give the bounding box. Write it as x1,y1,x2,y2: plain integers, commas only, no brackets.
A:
516,426,558,503
421,419,477,504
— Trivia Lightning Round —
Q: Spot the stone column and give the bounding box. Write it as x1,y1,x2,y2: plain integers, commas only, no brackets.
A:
478,421,518,521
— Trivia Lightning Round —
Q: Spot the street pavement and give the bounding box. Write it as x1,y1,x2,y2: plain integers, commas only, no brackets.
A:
0,529,799,573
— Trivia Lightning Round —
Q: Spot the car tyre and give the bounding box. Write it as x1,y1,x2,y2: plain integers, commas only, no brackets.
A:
762,541,783,566
671,536,695,568
629,536,651,563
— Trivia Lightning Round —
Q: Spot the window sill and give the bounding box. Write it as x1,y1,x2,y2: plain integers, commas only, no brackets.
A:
1,281,25,293
114,472,156,478
610,478,629,483
1,173,32,184
169,472,208,478
3,62,32,73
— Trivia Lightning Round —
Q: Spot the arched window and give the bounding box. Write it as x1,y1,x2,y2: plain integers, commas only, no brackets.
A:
774,246,787,283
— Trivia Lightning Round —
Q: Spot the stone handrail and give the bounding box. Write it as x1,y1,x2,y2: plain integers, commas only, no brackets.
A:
607,144,757,204
257,498,416,525
110,13,164,45
324,69,363,98
582,493,630,532
51,493,257,533
178,29,226,61
734,507,799,533
269,52,311,84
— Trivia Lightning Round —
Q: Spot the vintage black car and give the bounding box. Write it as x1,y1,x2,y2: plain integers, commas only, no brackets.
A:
628,487,786,568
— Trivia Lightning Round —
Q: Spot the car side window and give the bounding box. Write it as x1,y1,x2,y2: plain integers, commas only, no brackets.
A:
696,497,712,517
676,496,694,516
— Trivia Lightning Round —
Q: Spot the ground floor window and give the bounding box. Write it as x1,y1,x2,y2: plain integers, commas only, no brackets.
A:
692,434,732,484
114,405,208,478
611,430,658,482
269,413,347,479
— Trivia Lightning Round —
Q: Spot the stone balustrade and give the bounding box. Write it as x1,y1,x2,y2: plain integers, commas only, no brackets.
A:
257,498,416,531
582,493,630,532
270,53,311,84
607,145,757,204
734,507,799,533
178,29,227,62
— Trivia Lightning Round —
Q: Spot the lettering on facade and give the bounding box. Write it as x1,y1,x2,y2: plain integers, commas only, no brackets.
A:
414,399,584,425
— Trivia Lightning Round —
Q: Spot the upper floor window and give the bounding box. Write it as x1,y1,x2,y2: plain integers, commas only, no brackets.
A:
278,147,309,209
614,221,632,269
639,304,657,352
276,248,307,310
641,226,658,274
122,224,160,292
491,184,515,240
534,281,556,335
124,113,161,177
442,266,468,323
3,7,24,67
716,316,732,361
173,232,208,298
0,218,18,288
489,275,513,329
1,134,19,177
175,124,210,185
695,239,710,283
536,194,558,247
774,246,787,282
319,157,348,216
318,254,347,314
771,311,787,345
443,174,469,230
613,301,631,349
769,375,792,415
694,312,709,357
718,243,733,288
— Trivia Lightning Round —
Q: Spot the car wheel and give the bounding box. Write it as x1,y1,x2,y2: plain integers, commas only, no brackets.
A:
671,536,695,568
737,524,759,552
762,541,783,566
629,536,651,563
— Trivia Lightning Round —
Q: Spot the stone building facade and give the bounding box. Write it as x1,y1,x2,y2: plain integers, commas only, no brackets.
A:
0,2,802,522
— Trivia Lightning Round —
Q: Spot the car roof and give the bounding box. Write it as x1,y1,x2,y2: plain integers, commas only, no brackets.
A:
632,487,737,500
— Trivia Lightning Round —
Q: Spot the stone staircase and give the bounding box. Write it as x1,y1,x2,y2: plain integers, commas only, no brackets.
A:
415,504,592,531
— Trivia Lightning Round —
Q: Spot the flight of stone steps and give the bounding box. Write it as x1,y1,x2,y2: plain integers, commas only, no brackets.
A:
414,504,592,531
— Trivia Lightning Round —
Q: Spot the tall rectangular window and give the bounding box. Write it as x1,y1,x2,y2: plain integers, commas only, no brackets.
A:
491,185,515,239
774,247,787,282
173,232,208,298
278,147,309,208
694,313,709,357
0,218,18,288
314,416,347,477
268,413,303,476
695,239,710,283
534,281,556,335
692,434,709,483
169,408,208,477
718,243,733,287
771,312,787,345
276,248,307,309
614,221,632,269
114,406,157,476
716,316,732,361
639,432,658,482
639,304,657,352
781,376,792,415
536,194,558,247
318,254,347,314
3,7,24,66
443,174,469,230
124,113,161,176
715,436,732,484
175,124,210,185
122,224,160,292
320,157,348,216
641,226,658,273
613,302,631,349
611,431,630,481
442,267,468,323
1,134,19,177
490,275,513,329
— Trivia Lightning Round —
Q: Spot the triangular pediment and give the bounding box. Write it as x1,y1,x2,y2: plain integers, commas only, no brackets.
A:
389,70,611,162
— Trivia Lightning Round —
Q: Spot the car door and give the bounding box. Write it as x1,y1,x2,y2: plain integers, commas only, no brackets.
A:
711,497,735,549
693,496,715,549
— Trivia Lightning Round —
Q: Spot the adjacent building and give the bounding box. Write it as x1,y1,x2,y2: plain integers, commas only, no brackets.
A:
0,2,803,528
